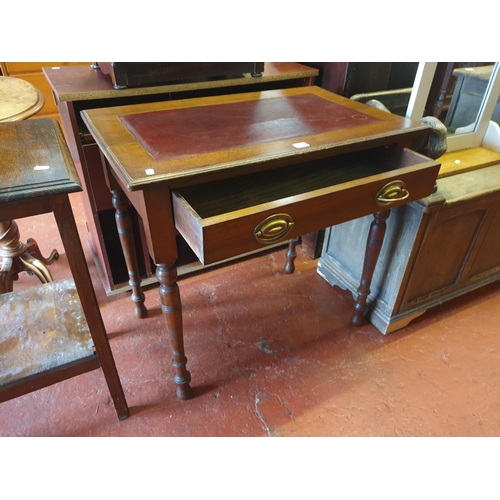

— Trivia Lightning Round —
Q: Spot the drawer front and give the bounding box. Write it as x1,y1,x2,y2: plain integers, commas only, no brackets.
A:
2,62,91,74
2,62,57,74
173,148,440,265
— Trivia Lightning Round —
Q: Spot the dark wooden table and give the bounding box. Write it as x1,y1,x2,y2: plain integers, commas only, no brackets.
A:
81,85,440,401
0,119,129,420
43,63,319,294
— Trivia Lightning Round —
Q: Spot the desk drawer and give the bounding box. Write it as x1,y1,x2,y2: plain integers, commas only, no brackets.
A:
172,145,440,265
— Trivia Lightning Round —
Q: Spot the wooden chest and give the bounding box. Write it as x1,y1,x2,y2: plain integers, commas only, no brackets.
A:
96,62,265,89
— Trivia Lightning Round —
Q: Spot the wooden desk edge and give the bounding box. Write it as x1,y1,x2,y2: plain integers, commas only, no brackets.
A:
437,147,500,179
43,63,319,103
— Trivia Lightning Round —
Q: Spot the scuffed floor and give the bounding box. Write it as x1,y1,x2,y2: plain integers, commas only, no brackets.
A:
1,192,500,437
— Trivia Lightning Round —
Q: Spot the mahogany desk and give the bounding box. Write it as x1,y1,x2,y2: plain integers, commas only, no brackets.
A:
43,63,319,294
81,86,440,400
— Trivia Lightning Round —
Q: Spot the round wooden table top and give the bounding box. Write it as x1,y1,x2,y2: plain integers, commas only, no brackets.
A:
0,76,45,122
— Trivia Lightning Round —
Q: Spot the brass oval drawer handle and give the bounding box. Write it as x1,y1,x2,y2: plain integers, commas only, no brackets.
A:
254,213,294,244
375,180,410,206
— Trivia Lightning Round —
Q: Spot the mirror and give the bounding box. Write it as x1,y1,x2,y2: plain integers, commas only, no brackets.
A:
425,63,496,135
407,62,500,151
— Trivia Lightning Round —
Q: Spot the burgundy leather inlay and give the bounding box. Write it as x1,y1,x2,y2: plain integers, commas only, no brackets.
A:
119,94,384,162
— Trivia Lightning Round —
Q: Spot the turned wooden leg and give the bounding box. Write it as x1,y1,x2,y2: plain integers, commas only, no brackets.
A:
111,188,147,319
284,237,299,274
0,220,58,294
352,209,391,326
157,262,193,400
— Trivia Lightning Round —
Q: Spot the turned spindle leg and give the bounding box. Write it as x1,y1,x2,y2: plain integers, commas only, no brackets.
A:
111,188,147,318
284,237,299,274
352,209,391,326
0,220,58,294
157,262,193,400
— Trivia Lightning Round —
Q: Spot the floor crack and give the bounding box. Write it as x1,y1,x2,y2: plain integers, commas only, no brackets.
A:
253,392,296,436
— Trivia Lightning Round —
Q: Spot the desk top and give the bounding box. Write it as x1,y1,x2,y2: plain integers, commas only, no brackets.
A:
82,86,430,191
43,62,319,103
0,119,82,203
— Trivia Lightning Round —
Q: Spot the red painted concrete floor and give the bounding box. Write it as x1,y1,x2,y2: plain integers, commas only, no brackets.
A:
2,191,500,438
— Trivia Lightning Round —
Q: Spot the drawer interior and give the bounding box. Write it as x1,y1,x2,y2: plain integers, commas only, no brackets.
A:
173,145,427,218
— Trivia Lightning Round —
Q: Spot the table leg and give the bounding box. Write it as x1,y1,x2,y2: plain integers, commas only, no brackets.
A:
157,262,193,400
0,220,58,294
51,194,130,421
284,237,299,274
352,209,391,326
111,187,148,319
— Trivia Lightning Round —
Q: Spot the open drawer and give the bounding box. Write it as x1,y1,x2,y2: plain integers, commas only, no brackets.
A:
172,145,441,265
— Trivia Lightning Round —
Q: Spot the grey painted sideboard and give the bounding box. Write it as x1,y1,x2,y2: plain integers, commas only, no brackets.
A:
318,162,500,333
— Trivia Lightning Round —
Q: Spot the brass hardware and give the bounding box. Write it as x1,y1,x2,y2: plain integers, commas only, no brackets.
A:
254,213,294,244
375,180,409,206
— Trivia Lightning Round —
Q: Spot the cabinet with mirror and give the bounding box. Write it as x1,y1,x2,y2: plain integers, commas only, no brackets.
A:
318,62,500,334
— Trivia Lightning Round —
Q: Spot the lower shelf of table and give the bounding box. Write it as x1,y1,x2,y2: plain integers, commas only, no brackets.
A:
0,277,99,399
